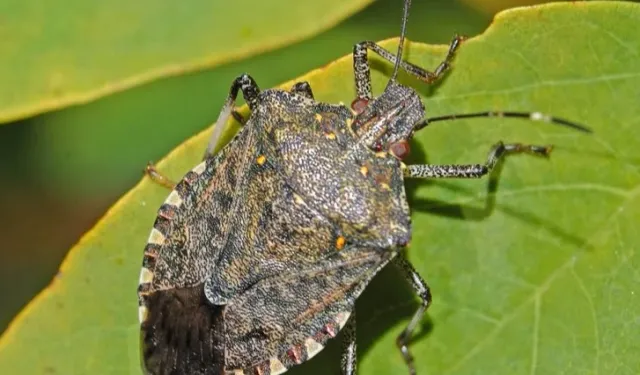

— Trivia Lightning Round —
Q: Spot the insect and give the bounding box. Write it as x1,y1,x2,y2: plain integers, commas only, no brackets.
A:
137,0,591,374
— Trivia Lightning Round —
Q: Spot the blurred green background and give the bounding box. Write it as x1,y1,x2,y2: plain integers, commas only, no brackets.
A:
0,0,573,335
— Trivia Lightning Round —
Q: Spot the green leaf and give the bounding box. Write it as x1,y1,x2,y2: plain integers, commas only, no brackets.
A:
0,0,372,124
1,2,638,374
0,0,490,334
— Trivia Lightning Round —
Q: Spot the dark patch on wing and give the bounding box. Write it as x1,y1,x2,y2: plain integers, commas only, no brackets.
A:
142,244,159,270
153,215,171,239
258,201,275,229
212,191,233,211
207,216,222,238
158,204,177,220
225,163,236,187
173,180,192,204
141,284,225,375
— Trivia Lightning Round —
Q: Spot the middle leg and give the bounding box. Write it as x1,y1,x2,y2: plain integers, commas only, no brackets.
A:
404,141,552,179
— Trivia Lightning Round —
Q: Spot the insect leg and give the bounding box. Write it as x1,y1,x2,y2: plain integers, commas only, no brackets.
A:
353,35,463,100
144,162,176,190
393,255,431,375
340,310,357,375
204,74,261,159
404,141,552,179
290,81,315,99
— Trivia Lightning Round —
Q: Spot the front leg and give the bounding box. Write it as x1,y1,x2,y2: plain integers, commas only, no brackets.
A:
145,74,261,189
352,35,464,101
204,73,261,159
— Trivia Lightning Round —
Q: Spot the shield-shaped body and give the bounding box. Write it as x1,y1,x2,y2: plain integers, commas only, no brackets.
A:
137,88,413,375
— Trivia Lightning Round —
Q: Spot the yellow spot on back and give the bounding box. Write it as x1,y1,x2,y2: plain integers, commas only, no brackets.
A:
346,118,353,128
256,155,266,165
380,183,391,191
336,236,346,250
360,166,368,177
325,132,336,140
315,113,323,122
375,151,387,158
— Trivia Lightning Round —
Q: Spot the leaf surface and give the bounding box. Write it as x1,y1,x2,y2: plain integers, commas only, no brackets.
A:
0,2,638,374
0,0,371,123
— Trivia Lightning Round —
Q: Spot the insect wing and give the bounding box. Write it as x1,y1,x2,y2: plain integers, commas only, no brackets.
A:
223,248,394,373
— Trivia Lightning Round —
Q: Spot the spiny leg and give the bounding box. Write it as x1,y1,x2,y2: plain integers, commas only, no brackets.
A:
290,81,314,99
340,310,357,375
204,73,260,159
405,141,553,179
144,162,176,190
353,35,463,100
393,255,431,375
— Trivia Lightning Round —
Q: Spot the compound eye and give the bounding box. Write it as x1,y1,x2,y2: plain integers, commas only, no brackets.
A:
389,140,410,160
350,98,369,114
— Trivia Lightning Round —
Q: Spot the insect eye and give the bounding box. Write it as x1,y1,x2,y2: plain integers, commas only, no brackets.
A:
350,98,369,114
389,140,410,160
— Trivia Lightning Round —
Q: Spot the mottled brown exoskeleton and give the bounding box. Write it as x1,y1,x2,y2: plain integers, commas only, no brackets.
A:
137,0,591,374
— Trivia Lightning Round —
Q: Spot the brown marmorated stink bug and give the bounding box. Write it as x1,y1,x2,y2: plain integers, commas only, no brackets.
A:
137,0,591,374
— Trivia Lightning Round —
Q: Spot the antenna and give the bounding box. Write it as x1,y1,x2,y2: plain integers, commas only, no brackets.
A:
414,111,592,133
390,0,411,82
